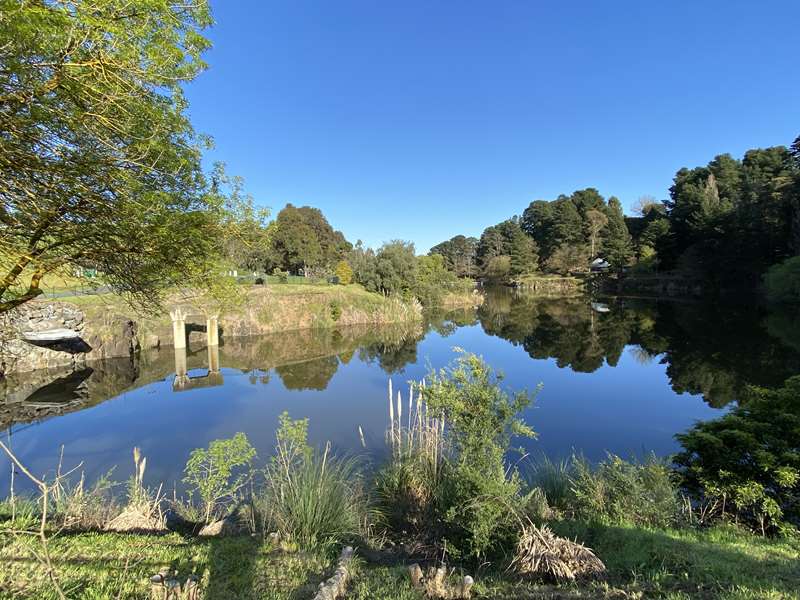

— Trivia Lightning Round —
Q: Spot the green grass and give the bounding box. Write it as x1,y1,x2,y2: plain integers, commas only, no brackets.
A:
0,521,797,599
0,529,328,600
550,521,800,599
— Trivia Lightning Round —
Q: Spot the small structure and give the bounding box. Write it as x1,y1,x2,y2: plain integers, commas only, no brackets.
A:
590,258,610,272
169,307,223,391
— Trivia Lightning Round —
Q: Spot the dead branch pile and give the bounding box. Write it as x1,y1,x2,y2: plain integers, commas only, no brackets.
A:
511,523,605,582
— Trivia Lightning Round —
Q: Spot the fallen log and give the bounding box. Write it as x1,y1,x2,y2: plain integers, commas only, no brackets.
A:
313,546,354,600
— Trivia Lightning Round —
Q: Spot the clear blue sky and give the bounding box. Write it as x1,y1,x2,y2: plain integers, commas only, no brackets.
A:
185,1,800,252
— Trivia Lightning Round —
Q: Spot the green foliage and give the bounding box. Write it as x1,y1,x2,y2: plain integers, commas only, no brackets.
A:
476,217,538,281
375,240,418,296
483,254,511,280
415,253,460,306
267,204,351,275
764,256,800,303
525,455,573,512
568,454,679,528
261,412,364,553
523,453,679,528
334,260,353,285
378,351,536,562
544,243,586,275
183,433,257,523
658,144,798,284
429,235,479,277
0,0,246,314
675,376,800,534
329,299,342,321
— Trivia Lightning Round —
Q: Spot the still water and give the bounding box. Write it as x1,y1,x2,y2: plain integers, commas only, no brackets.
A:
2,289,798,492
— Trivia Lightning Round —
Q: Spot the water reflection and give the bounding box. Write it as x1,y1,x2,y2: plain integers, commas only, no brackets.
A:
476,288,800,407
3,293,800,429
1,290,799,474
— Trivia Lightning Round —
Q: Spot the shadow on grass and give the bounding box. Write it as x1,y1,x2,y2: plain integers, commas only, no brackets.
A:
549,520,800,598
202,535,329,600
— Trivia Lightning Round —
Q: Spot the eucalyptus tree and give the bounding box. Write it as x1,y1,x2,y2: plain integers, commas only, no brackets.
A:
0,0,234,313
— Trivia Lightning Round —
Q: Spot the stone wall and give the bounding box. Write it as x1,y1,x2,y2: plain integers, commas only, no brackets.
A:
0,302,140,376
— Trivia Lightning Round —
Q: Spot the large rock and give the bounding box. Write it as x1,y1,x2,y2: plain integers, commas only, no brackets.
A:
0,302,140,375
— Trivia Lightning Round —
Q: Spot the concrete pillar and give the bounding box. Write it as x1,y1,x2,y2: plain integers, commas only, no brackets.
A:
173,344,188,391
206,314,219,347
170,307,187,349
207,342,220,374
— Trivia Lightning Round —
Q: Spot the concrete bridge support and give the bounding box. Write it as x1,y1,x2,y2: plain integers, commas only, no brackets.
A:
206,314,219,347
170,308,187,349
173,345,189,390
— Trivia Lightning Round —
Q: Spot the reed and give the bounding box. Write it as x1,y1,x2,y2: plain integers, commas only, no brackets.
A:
385,379,445,479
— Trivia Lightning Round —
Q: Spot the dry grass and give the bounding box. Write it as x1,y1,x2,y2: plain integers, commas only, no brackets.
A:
511,522,606,582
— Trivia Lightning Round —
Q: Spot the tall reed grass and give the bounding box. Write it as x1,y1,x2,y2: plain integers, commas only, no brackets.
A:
259,413,365,554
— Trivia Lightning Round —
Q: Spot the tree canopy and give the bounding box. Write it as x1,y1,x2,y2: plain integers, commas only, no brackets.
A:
0,0,243,313
266,204,351,275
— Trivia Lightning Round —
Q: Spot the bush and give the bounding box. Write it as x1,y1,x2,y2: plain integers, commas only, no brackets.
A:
183,433,257,523
524,455,573,513
764,256,800,303
335,260,353,285
329,299,342,321
568,453,679,528
377,351,536,562
271,267,289,283
675,376,800,535
261,412,364,554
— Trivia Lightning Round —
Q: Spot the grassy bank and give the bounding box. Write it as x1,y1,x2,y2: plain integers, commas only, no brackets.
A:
1,509,796,599
26,282,424,350
512,274,585,296
2,352,798,599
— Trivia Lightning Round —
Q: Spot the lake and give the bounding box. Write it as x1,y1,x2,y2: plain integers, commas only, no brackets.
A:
2,288,798,493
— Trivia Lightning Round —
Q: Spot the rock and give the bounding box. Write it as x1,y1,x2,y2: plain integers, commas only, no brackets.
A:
198,515,243,537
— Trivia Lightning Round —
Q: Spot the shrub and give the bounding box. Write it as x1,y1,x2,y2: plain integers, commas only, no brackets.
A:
568,453,679,528
675,376,800,535
183,433,257,523
335,260,353,285
764,256,800,303
329,299,342,321
272,267,289,283
378,351,536,562
261,412,364,554
524,455,573,513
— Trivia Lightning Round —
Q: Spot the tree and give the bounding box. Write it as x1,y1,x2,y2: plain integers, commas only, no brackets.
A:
602,197,633,267
585,209,608,258
764,256,800,303
545,244,586,275
349,241,381,292
0,0,233,314
334,260,353,285
415,253,458,305
509,227,538,277
632,195,664,217
375,240,417,295
429,235,478,277
268,204,351,274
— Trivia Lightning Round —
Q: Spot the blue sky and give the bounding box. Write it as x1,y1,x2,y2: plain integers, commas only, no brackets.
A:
185,1,800,252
